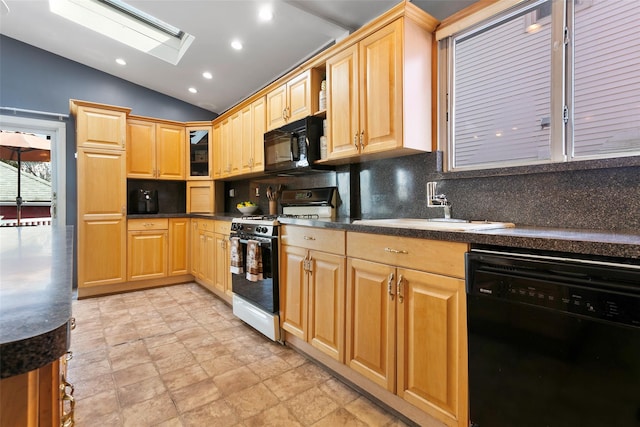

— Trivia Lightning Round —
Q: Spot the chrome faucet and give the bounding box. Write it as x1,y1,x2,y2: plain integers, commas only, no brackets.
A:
427,181,451,219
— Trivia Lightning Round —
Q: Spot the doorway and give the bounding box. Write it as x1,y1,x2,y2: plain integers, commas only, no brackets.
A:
0,114,66,227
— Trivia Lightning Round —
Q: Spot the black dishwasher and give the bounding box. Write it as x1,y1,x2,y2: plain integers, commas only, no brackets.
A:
466,247,640,427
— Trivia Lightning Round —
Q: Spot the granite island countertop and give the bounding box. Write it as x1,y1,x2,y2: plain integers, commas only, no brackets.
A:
0,226,74,378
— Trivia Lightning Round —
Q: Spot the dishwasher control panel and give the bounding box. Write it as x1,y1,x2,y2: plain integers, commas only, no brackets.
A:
467,251,640,328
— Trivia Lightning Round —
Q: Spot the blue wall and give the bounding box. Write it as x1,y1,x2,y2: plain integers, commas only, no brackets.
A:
0,35,217,227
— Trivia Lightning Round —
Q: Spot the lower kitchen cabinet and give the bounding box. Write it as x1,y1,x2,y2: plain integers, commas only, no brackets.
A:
0,354,74,427
127,219,168,281
197,219,215,288
214,221,232,300
169,218,189,276
280,225,346,362
346,232,468,427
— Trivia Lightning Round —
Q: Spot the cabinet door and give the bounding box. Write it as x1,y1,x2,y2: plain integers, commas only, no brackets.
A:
266,83,287,131
77,147,126,288
396,269,467,424
280,245,308,340
128,230,168,281
287,70,313,123
187,126,211,179
251,96,266,172
240,104,253,174
126,119,156,178
220,118,231,177
327,44,360,160
308,250,346,362
190,220,199,276
76,105,126,150
156,123,185,180
359,19,403,154
213,233,226,294
346,258,396,391
229,111,242,176
198,231,215,286
169,218,189,276
212,123,223,179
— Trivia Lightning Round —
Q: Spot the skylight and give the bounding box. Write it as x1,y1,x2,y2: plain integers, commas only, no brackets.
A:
49,0,195,65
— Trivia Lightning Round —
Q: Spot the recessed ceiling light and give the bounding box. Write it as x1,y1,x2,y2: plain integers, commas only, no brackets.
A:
258,6,273,22
231,40,243,50
115,58,127,65
202,71,213,79
188,87,198,94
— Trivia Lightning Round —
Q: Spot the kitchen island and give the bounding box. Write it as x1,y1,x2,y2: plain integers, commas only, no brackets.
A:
0,225,74,426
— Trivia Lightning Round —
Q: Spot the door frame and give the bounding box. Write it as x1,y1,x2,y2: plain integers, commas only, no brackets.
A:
0,114,67,226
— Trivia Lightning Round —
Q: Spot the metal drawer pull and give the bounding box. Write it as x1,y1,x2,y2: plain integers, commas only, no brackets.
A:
303,236,315,240
69,317,76,330
388,273,395,299
397,275,404,303
384,247,408,254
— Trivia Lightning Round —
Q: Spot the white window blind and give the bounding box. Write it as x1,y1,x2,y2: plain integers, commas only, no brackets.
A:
573,0,640,158
453,1,552,169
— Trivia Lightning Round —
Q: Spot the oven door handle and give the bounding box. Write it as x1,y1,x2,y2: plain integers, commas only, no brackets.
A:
235,238,270,247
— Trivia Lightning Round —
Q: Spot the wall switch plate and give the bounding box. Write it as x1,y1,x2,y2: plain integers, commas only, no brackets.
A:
255,187,260,197
229,189,235,197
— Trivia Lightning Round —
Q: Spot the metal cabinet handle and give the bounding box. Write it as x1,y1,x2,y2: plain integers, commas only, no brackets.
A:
360,130,364,149
397,274,404,303
303,236,315,240
70,317,76,330
384,247,408,254
388,272,395,299
60,374,75,427
354,133,358,149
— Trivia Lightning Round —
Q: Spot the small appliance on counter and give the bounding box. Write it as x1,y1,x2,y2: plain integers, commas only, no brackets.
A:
129,189,159,214
279,186,336,219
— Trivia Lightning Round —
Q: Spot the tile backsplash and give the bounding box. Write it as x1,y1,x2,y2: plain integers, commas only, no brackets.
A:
224,153,640,232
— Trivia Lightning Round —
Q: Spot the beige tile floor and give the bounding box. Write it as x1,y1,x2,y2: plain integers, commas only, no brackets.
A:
69,283,411,427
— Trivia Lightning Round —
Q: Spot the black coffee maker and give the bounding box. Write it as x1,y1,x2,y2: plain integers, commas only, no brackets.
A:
129,189,159,214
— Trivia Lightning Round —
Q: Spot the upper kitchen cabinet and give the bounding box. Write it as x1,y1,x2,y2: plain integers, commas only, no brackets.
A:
240,96,266,175
324,5,438,162
127,116,185,180
71,100,129,150
266,69,320,131
186,122,212,180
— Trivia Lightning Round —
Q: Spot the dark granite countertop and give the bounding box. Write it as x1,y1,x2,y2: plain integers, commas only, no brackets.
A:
126,213,639,260
0,226,74,378
276,217,640,260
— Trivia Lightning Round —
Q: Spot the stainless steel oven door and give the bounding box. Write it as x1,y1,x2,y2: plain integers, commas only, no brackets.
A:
230,235,279,314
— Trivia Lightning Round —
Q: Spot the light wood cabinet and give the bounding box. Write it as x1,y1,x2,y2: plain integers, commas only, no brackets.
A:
280,225,346,362
169,218,189,276
197,220,215,288
186,124,212,180
1,355,73,427
240,96,266,174
126,117,185,180
73,101,129,293
266,70,318,131
325,14,436,162
77,147,127,289
214,221,232,300
229,111,242,176
346,232,468,427
127,219,168,281
190,219,200,276
187,180,215,213
212,122,223,179
73,102,128,150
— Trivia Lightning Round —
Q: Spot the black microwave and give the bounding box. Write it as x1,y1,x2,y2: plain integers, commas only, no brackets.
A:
264,116,328,174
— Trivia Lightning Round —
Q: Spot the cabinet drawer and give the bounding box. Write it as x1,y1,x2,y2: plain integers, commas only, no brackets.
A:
127,218,168,231
281,225,345,255
198,219,215,232
347,232,468,278
215,221,231,235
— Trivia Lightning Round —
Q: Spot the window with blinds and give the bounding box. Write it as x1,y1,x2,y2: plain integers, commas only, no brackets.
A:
445,0,640,171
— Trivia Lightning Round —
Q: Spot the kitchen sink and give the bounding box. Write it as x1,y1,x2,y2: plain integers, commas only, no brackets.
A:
352,218,515,232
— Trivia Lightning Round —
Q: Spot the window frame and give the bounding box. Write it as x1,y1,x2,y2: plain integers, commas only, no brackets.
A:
438,0,640,172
